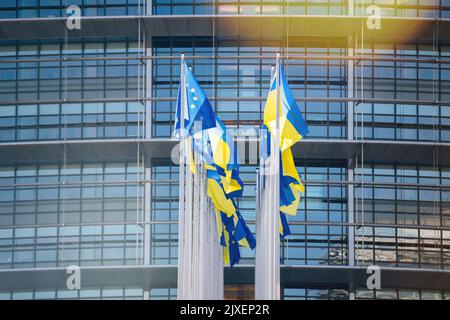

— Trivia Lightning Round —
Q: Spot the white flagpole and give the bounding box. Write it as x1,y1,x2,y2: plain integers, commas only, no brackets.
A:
255,59,280,300
273,53,281,300
177,56,224,300
177,53,186,300
198,150,205,299
192,143,199,299
255,163,264,299
214,202,224,299
186,138,194,299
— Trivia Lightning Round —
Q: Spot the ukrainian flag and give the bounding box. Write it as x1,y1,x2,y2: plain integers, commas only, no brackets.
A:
279,212,291,239
263,61,309,151
202,115,254,266
207,117,238,172
280,148,304,216
216,209,255,267
204,120,254,265
262,59,308,238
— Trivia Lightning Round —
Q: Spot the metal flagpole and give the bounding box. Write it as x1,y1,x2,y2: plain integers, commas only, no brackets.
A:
185,136,194,299
177,57,224,300
215,202,224,299
263,65,278,300
177,54,186,300
198,147,205,299
192,141,199,299
255,62,280,299
255,168,260,298
273,53,281,300
186,65,195,299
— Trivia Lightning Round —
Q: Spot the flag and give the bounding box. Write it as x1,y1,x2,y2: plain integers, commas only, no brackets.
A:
207,117,238,172
262,59,308,235
280,147,304,216
219,211,242,267
173,61,216,138
263,61,309,151
206,165,244,199
205,115,254,266
207,178,237,217
234,210,256,249
205,123,254,266
175,58,254,268
279,212,291,239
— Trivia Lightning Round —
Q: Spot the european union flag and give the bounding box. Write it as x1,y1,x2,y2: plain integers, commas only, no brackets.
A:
173,61,216,138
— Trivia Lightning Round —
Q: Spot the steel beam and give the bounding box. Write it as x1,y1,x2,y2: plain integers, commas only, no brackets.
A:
0,139,449,165
1,265,449,292
0,16,449,45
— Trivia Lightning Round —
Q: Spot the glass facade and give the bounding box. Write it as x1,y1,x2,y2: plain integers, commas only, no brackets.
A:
3,1,450,18
354,164,450,269
0,0,449,300
0,286,145,300
284,287,450,300
0,161,145,269
0,1,143,18
151,0,450,18
151,39,348,139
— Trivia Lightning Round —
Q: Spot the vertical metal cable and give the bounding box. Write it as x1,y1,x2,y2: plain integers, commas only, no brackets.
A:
353,26,359,267
135,19,142,265
360,19,365,264
61,15,69,266
432,16,440,270
285,0,290,266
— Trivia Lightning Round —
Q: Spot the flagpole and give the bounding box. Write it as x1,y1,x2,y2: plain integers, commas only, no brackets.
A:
192,139,199,299
177,53,186,300
198,137,205,299
255,168,260,298
273,53,281,300
178,57,226,300
256,62,280,299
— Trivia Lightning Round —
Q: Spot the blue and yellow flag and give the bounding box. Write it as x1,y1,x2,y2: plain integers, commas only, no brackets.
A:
262,60,308,238
176,59,255,267
280,147,304,216
205,118,254,266
263,62,309,151
173,61,216,138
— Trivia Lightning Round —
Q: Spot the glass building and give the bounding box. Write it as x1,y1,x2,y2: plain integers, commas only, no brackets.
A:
0,0,450,300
